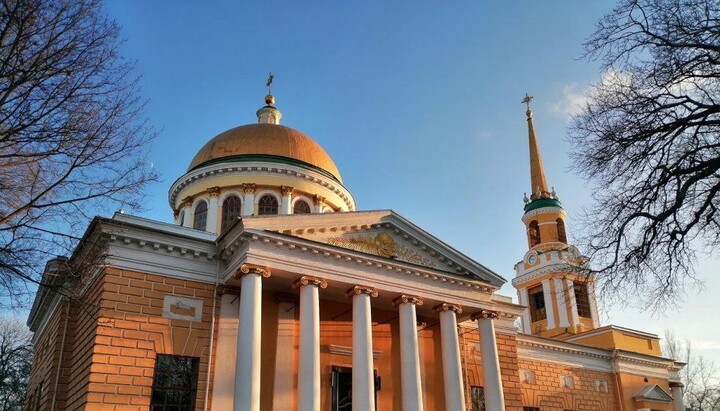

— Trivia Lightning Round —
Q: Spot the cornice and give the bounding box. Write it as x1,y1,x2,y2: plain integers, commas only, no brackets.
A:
168,161,356,211
521,206,566,224
512,262,587,286
230,229,497,294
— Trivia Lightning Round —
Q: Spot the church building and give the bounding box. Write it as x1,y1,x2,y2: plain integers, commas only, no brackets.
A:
26,90,686,411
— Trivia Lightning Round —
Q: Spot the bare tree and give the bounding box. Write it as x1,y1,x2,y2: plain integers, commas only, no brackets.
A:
0,317,31,411
0,0,157,307
570,0,720,309
663,330,720,410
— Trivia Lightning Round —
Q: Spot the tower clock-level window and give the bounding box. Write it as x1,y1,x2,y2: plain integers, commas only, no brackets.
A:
258,194,279,215
293,199,311,214
528,284,547,322
529,220,541,247
193,201,208,231
556,218,567,243
573,282,592,318
151,355,200,411
221,195,242,232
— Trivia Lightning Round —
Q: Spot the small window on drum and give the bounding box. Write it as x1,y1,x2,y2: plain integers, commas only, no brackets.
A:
258,195,279,215
556,218,567,243
221,195,242,232
193,201,207,231
293,200,311,214
528,220,541,247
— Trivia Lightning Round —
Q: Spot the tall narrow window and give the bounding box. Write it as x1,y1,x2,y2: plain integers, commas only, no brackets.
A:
221,195,242,232
193,201,207,231
556,218,567,243
293,200,311,214
471,386,486,411
529,220,541,247
528,284,546,322
151,355,199,410
178,210,185,227
258,195,278,215
573,282,592,318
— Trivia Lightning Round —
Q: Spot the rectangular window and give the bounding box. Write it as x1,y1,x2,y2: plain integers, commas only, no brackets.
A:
523,407,540,411
573,282,592,318
151,355,200,411
528,285,546,322
470,386,485,411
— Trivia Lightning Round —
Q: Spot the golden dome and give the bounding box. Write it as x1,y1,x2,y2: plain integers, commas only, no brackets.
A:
188,123,342,182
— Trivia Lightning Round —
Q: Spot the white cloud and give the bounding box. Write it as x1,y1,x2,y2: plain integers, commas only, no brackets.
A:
550,84,589,118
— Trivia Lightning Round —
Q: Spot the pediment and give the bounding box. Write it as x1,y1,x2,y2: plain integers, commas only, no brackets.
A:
633,384,673,402
239,210,505,286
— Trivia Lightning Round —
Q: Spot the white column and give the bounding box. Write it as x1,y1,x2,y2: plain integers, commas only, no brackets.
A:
281,186,294,214
294,277,327,411
180,200,193,228
566,279,580,327
434,303,466,411
473,310,505,411
393,295,425,411
671,383,686,411
272,301,296,411
587,280,600,328
242,184,256,216
553,278,570,327
346,286,378,411
518,288,532,333
211,292,240,410
541,279,556,329
207,190,220,234
234,264,271,411
312,194,325,213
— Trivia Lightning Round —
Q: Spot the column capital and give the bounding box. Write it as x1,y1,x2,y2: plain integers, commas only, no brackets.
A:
293,275,328,289
392,294,424,306
345,285,378,298
207,186,222,197
433,302,463,314
242,183,257,194
235,263,271,279
313,194,325,206
281,185,295,196
181,196,194,208
471,309,499,320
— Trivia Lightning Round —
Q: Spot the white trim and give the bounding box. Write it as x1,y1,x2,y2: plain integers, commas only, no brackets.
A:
518,287,531,333
254,190,280,205
219,190,243,205
587,280,600,328
521,206,567,224
554,278,570,327
566,279,580,326
541,279,556,329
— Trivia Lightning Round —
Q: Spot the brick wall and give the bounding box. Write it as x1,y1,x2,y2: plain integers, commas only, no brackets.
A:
85,267,217,410
516,357,619,411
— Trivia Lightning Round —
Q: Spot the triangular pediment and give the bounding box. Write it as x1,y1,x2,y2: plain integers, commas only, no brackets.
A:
633,384,673,402
239,210,505,286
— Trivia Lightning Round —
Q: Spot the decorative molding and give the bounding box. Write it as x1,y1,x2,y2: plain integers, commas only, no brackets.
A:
327,344,381,359
313,194,325,206
241,183,257,194
521,206,566,224
292,275,328,289
345,285,378,298
471,309,499,320
235,263,271,279
163,296,203,322
392,294,423,306
168,162,355,211
433,302,463,314
207,186,221,197
281,185,294,196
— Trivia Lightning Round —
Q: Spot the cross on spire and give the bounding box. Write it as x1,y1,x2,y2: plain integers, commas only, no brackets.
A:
266,72,274,95
522,93,534,111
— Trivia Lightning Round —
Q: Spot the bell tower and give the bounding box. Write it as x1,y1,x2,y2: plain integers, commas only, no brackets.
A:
513,94,600,339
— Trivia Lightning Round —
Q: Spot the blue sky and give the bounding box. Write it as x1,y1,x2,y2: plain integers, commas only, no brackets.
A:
102,1,720,362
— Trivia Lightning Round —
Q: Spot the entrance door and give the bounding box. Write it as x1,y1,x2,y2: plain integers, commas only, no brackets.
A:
330,366,380,410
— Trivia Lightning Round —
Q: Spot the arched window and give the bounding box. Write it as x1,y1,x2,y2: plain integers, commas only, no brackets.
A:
293,200,311,214
556,218,567,243
529,220,541,247
221,195,242,232
193,201,208,231
258,195,278,215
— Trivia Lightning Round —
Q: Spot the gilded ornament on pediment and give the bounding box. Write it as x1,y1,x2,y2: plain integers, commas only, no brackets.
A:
326,233,435,268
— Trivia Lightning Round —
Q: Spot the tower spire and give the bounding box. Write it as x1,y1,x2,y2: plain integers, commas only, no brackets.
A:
522,93,550,201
